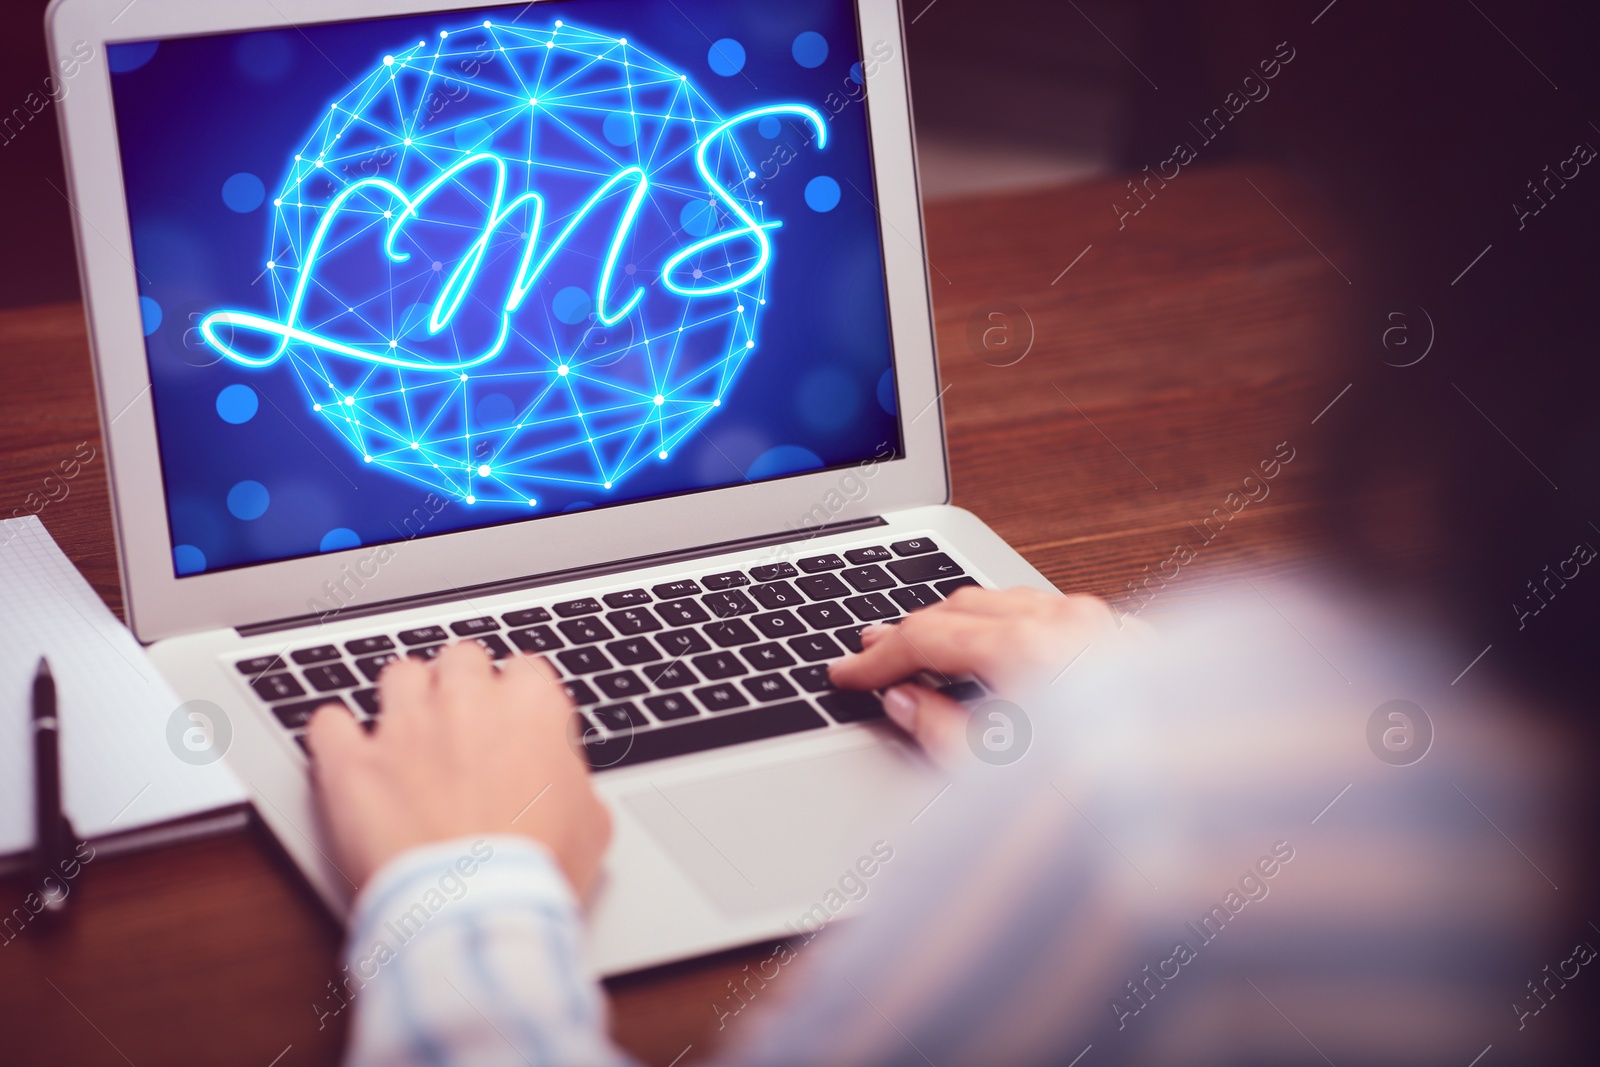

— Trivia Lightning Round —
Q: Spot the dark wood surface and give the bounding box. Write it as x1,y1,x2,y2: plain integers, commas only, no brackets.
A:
0,164,1353,1066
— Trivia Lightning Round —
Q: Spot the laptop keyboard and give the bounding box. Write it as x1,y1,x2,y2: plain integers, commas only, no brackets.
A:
233,537,984,771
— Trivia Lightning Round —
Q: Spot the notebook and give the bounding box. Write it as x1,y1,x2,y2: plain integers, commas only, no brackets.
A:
0,516,248,871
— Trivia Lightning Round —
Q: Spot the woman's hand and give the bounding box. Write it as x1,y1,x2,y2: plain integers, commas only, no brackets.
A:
304,642,611,896
828,587,1133,762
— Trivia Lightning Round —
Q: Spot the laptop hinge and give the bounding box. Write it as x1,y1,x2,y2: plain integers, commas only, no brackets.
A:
237,515,888,637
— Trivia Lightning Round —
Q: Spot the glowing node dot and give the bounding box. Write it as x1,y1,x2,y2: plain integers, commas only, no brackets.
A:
713,399,721,407
314,159,324,168
483,20,492,27
267,260,276,269
555,20,563,27
363,455,373,463
410,442,419,450
659,451,669,460
313,403,323,411
344,396,355,406
604,482,613,490
465,495,476,504
478,465,491,477
383,210,393,219
274,198,282,207
746,341,755,349
404,137,413,145
737,305,745,312
557,365,569,377
389,339,398,348
620,38,627,44
528,498,538,506
459,373,469,382
748,171,756,179
384,55,395,66
654,394,665,405
440,30,449,38
529,98,538,107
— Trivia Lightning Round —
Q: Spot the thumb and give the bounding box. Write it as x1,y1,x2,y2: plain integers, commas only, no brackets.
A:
882,684,969,767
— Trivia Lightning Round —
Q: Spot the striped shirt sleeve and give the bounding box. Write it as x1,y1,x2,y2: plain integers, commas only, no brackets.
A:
340,835,635,1067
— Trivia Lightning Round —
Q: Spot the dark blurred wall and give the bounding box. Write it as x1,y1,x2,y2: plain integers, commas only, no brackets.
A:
0,0,77,308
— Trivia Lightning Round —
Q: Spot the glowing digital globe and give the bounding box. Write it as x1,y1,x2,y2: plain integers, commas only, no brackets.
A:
201,19,825,506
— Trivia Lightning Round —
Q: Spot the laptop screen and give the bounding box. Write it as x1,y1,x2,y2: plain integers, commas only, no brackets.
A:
105,0,902,577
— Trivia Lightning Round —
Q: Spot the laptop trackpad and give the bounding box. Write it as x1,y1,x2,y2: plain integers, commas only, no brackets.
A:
623,740,941,918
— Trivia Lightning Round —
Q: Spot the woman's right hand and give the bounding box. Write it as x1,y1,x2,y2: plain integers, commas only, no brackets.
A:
827,587,1136,764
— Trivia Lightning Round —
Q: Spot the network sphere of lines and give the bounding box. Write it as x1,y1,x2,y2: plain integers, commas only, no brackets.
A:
213,19,789,508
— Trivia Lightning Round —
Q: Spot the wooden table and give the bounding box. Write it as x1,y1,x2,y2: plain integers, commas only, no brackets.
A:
0,164,1355,1065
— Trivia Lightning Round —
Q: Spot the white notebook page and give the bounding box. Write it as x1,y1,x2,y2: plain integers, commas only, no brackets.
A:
0,516,245,857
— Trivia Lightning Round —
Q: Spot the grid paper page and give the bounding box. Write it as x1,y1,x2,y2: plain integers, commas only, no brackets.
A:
0,516,244,857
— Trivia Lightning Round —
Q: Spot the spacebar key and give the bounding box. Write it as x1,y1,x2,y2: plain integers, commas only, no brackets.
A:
585,701,826,770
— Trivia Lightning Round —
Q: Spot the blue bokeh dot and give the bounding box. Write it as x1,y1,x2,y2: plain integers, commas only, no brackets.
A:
109,41,159,74
173,544,207,576
805,176,842,213
319,528,361,553
139,296,163,337
708,39,746,76
797,367,861,433
552,287,592,325
877,368,898,415
475,392,517,426
681,199,718,237
747,446,825,481
851,62,865,85
222,172,266,213
215,383,259,424
562,501,596,513
603,111,638,146
398,301,439,341
758,116,782,139
792,32,829,69
227,480,270,521
236,32,294,82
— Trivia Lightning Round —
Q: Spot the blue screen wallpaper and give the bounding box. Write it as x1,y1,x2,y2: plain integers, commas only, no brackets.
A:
107,0,901,577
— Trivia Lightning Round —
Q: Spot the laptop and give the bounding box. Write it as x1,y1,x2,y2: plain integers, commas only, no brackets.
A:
47,0,1057,974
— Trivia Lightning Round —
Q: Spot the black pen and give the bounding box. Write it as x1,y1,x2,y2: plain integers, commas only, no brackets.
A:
33,657,71,914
